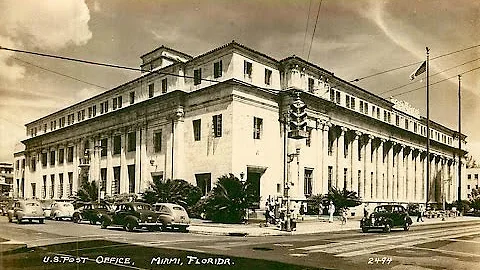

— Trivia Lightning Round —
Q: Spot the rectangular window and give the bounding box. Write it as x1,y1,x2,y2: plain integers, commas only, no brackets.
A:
50,151,55,166
330,89,335,101
113,135,121,155
253,117,263,139
244,61,252,78
113,97,117,109
193,119,201,141
475,174,478,180
104,101,109,113
113,167,120,195
194,68,202,85
50,174,55,199
154,131,162,153
328,166,333,190
405,119,409,129
58,149,64,164
127,132,136,152
42,176,47,199
44,123,47,133
100,139,107,156
344,140,349,158
92,105,96,117
100,168,107,192
195,173,212,197
67,146,74,163
335,91,341,104
371,105,375,116
351,97,356,110
31,157,36,171
214,60,222,78
128,165,135,193
88,107,92,118
42,153,47,167
213,114,222,138
358,170,361,194
161,78,167,93
148,83,154,98
396,115,400,126
59,173,64,198
31,183,36,198
100,102,104,114
130,91,135,104
304,168,313,196
308,78,314,92
384,111,387,122
359,101,364,112
346,96,350,108
364,103,368,114
344,168,348,190
117,96,122,108
377,108,380,119
387,112,391,123
265,69,272,85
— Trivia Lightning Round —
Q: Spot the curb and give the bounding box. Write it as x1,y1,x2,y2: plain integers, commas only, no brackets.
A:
0,240,27,253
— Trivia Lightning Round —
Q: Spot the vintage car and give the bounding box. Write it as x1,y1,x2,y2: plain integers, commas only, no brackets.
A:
7,200,45,224
153,203,190,232
72,202,111,224
50,202,75,221
100,202,161,232
360,204,413,233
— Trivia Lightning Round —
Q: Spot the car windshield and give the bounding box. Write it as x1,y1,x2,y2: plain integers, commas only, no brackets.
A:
375,206,388,213
26,202,39,207
135,204,150,210
173,206,184,211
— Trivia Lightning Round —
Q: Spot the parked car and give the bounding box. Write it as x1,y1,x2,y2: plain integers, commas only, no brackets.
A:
50,202,75,221
39,199,54,219
360,204,413,233
73,202,111,224
7,200,45,224
153,203,190,232
1,199,14,216
100,202,161,232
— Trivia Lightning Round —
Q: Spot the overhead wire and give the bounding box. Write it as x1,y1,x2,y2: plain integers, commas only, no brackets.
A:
307,0,323,61
349,43,480,83
391,65,480,97
301,0,313,58
11,56,108,90
379,57,480,96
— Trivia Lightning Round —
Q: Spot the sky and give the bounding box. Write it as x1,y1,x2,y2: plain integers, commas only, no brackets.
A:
0,0,479,163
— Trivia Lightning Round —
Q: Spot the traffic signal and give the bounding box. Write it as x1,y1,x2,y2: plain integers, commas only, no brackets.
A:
288,94,308,139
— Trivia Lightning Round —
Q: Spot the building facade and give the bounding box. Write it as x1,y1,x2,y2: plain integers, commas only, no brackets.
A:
465,167,480,199
15,41,466,210
0,162,13,196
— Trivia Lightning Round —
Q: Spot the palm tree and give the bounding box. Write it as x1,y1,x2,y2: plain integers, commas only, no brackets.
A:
202,173,256,223
76,180,98,202
142,179,202,212
327,187,361,212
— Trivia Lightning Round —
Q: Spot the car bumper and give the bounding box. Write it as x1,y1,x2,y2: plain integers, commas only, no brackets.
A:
19,216,44,220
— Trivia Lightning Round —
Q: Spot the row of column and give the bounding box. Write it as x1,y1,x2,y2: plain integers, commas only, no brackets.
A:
316,120,456,203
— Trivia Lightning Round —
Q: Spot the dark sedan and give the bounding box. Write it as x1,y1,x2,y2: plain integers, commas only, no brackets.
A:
100,202,161,232
360,204,413,233
73,202,111,224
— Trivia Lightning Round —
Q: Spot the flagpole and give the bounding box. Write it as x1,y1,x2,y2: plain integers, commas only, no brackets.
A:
457,75,462,207
426,47,430,207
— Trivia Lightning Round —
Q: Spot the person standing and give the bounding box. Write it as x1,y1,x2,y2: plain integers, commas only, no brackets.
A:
417,205,424,222
341,208,348,225
328,201,335,223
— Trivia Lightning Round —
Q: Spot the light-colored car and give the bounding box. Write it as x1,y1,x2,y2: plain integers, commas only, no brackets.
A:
50,202,75,221
153,203,190,232
39,199,54,219
7,200,45,224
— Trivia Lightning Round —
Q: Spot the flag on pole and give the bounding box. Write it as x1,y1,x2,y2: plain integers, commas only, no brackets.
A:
410,61,426,80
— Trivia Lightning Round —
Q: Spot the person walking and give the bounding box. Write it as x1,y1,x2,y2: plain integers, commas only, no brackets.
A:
328,201,335,223
417,205,424,222
341,208,348,225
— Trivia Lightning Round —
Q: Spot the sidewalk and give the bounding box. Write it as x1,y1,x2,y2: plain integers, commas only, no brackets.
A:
188,215,480,237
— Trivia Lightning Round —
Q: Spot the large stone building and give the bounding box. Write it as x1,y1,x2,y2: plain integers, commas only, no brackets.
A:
0,162,13,196
14,41,466,210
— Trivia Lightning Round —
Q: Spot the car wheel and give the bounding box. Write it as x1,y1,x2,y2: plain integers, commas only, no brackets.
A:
73,214,81,223
100,220,108,229
179,226,188,233
39,219,44,224
89,220,96,225
404,223,410,231
16,217,22,224
125,221,136,232
362,227,369,233
383,223,391,233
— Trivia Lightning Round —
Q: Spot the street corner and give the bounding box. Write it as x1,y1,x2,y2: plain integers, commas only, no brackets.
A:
0,240,27,253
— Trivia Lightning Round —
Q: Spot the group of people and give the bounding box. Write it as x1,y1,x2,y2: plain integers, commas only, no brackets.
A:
326,201,349,224
264,198,309,230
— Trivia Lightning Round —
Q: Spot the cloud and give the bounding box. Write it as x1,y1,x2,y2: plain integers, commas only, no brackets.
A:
0,36,25,81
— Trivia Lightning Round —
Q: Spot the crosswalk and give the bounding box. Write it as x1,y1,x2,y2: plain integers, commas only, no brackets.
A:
295,224,480,258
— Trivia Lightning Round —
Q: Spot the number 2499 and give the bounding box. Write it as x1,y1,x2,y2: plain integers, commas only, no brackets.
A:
368,257,392,264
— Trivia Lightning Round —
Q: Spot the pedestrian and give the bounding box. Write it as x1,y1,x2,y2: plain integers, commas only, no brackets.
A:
299,203,305,221
341,208,348,225
328,201,335,223
318,203,324,220
417,205,424,222
363,203,369,218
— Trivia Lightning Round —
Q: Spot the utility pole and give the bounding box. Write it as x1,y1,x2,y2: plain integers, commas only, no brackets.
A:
458,75,462,207
425,47,430,207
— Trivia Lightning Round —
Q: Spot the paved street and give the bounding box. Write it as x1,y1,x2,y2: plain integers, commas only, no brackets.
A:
1,215,480,269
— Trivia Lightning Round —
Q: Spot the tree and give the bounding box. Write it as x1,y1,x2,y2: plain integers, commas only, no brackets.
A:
307,194,326,215
76,180,98,202
141,179,202,213
200,173,257,223
465,155,479,169
326,187,361,212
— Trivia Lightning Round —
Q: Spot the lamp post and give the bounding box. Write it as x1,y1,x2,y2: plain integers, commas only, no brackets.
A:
240,172,247,223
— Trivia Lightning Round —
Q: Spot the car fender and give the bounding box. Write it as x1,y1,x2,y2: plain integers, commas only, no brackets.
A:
125,215,139,225
102,214,113,224
406,216,413,225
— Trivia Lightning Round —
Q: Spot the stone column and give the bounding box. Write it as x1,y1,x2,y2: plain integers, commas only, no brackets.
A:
413,149,421,202
404,147,412,201
421,151,427,202
385,141,394,201
135,127,142,193
371,138,378,200
336,127,346,190
120,131,128,193
140,125,148,193
172,106,186,180
351,131,361,194
106,133,113,197
377,138,385,200
363,134,373,200
321,121,331,194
